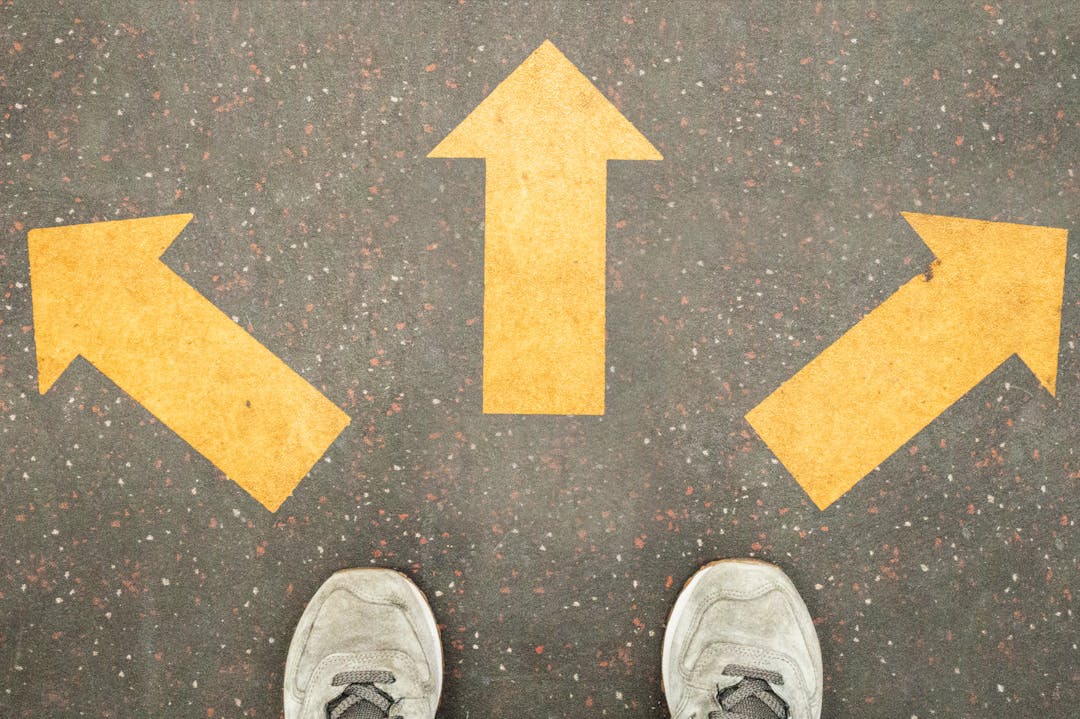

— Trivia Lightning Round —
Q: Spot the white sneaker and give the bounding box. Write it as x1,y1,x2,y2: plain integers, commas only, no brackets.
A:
284,569,443,719
662,559,822,719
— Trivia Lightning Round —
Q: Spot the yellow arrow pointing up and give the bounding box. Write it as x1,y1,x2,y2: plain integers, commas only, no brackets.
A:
746,213,1067,509
28,214,350,511
429,40,661,415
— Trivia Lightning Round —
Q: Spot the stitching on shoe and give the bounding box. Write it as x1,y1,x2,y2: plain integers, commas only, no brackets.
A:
681,580,792,660
700,579,786,602
303,649,432,711
692,643,810,705
295,583,437,694
678,584,812,688
335,585,436,656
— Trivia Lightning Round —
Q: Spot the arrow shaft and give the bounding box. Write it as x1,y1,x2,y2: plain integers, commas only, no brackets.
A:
747,269,1014,509
82,267,348,510
482,158,607,414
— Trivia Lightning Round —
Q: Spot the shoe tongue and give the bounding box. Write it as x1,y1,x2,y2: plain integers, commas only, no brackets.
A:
326,671,396,719
718,680,786,719
326,686,393,719
719,691,778,719
332,702,386,719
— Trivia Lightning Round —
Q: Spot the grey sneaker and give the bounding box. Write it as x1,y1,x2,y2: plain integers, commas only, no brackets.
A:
284,569,443,719
662,559,822,719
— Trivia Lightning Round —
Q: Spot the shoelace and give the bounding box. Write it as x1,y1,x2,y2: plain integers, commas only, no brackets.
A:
708,664,788,719
326,670,401,719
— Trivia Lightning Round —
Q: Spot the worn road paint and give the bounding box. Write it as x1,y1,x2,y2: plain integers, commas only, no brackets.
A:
28,214,351,511
429,40,661,415
746,212,1067,509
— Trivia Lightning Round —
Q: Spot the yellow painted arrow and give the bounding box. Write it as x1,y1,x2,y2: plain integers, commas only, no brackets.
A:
429,40,661,415
28,214,350,511
746,213,1067,509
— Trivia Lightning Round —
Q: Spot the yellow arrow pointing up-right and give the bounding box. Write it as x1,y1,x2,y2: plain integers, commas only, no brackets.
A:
746,213,1067,509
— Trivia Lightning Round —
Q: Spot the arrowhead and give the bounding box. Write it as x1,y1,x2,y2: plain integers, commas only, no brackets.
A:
901,212,1067,395
28,214,194,393
428,40,661,162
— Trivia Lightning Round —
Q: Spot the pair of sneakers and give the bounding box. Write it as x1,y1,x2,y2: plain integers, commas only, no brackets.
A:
284,559,822,719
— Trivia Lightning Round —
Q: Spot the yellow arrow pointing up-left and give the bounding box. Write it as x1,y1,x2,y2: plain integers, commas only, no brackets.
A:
28,214,350,511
